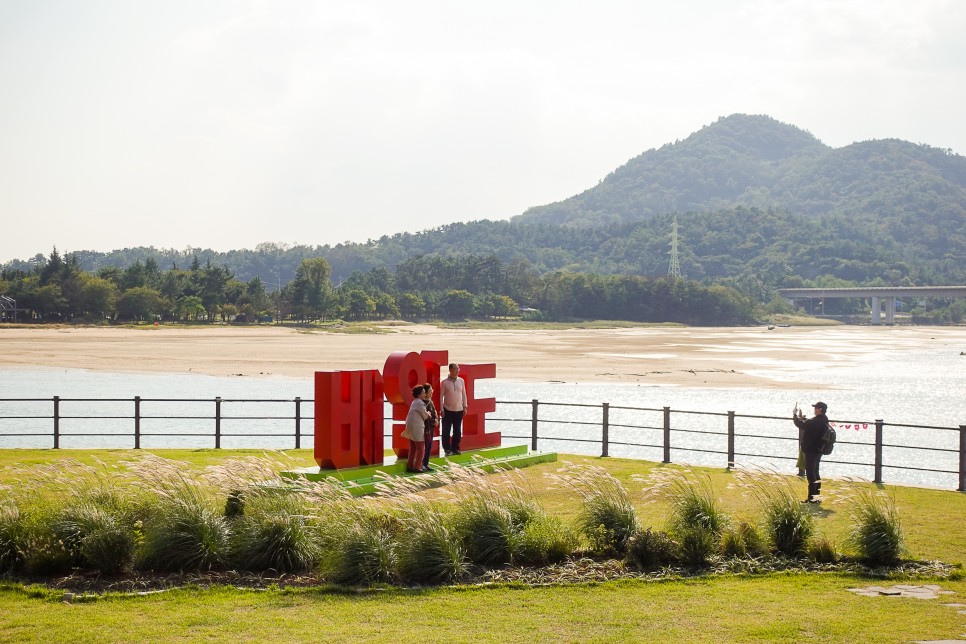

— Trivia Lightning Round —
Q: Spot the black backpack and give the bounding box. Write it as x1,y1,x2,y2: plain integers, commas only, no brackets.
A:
821,422,836,455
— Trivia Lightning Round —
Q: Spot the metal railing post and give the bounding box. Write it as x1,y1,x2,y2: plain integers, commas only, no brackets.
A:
727,411,735,470
215,397,222,449
134,396,141,449
601,402,610,457
663,406,671,463
294,397,302,449
958,425,965,493
874,419,884,484
531,399,539,451
53,396,60,449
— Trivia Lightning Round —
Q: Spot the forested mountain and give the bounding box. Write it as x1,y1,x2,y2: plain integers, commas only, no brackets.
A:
516,114,966,233
4,114,965,292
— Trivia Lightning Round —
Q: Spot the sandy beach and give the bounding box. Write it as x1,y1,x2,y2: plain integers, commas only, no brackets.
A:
2,324,964,390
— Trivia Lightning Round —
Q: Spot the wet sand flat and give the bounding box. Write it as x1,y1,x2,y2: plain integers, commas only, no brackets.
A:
2,324,964,390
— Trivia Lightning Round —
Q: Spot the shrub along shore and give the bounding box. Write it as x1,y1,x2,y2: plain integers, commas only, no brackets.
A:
0,449,962,593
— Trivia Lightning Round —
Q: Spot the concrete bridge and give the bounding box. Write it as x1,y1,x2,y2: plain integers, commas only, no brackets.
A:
777,286,966,325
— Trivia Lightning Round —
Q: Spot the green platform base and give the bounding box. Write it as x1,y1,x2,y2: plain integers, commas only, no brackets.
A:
281,444,557,496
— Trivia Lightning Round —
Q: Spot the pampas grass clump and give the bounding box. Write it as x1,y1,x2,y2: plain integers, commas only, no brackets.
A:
230,506,320,573
846,486,904,565
761,491,814,557
0,459,143,575
733,469,813,557
510,513,579,566
0,461,147,574
636,468,728,566
719,520,768,559
454,501,513,567
394,499,467,584
676,524,718,565
760,488,813,557
209,454,352,574
17,509,73,575
550,463,637,555
128,456,229,572
447,466,578,568
661,470,729,538
625,527,678,570
138,500,229,572
449,466,543,567
52,503,136,574
0,505,24,573
321,509,397,585
809,535,839,564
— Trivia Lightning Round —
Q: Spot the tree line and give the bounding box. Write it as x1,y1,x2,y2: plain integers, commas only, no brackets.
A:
0,248,758,325
5,200,963,293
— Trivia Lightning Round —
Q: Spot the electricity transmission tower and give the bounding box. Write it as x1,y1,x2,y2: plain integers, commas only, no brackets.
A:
667,216,683,278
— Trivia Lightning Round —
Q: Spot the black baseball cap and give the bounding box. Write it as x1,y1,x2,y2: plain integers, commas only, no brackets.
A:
812,402,827,412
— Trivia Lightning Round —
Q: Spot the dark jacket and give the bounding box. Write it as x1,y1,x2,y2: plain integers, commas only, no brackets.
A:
794,413,829,454
424,400,438,436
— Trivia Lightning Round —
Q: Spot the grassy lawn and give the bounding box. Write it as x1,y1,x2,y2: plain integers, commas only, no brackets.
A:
2,576,965,643
1,449,964,643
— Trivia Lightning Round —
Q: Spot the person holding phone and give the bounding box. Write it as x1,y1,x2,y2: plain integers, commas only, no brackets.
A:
793,401,829,503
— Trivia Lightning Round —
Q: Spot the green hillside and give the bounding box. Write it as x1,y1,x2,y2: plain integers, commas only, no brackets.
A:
515,114,966,237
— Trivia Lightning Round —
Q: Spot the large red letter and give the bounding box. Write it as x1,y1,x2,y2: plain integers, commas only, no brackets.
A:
420,350,449,458
383,351,430,459
456,362,500,451
360,369,385,466
314,371,360,469
314,369,384,469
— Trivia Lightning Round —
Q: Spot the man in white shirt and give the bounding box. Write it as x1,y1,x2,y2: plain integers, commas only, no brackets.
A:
440,362,468,455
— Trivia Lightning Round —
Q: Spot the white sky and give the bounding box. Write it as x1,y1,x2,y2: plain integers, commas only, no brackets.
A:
1,0,964,263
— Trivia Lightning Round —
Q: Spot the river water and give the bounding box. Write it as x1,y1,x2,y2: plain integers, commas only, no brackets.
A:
1,336,964,490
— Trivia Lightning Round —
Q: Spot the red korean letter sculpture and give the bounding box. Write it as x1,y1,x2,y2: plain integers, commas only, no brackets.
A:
314,369,384,469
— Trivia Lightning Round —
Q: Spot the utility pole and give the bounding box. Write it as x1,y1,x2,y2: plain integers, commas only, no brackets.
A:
667,216,682,278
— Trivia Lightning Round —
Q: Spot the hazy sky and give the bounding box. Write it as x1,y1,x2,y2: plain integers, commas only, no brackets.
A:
2,0,964,263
